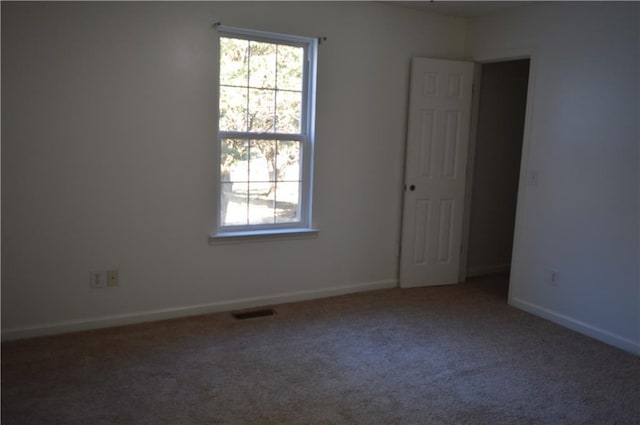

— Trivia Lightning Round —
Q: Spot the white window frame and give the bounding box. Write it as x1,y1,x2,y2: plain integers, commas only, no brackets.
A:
212,26,318,239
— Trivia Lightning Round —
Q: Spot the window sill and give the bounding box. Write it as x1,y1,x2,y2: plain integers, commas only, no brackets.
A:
209,228,319,244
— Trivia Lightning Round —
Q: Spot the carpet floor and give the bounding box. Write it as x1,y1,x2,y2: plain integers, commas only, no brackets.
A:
2,276,639,424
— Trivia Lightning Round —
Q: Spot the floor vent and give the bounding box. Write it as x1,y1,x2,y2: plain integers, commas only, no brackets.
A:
232,308,276,320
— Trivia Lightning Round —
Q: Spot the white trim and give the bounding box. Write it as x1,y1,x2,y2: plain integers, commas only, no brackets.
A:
471,44,539,65
1,279,397,341
466,263,511,278
216,24,315,47
459,63,483,283
210,227,319,243
219,131,304,141
511,297,640,356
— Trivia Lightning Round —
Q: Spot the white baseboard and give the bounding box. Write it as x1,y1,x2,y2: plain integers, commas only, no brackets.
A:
1,279,397,341
467,263,511,278
510,297,640,356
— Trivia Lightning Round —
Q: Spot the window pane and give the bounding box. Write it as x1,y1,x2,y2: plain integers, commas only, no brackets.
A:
249,141,272,182
221,139,249,182
277,45,304,91
276,90,302,134
217,28,315,233
248,182,275,225
219,86,247,132
249,41,277,89
276,141,301,181
248,88,275,133
220,38,249,87
221,182,248,226
275,182,300,223
251,140,276,181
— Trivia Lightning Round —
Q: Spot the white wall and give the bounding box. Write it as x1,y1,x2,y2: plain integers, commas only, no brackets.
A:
1,2,466,338
467,2,640,353
467,60,529,277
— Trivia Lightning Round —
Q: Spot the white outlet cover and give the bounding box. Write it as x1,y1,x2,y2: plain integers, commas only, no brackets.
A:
90,270,107,289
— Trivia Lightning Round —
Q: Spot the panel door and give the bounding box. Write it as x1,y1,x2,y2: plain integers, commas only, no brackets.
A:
399,58,474,288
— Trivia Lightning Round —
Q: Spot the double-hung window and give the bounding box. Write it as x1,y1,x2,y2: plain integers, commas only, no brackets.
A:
215,26,318,237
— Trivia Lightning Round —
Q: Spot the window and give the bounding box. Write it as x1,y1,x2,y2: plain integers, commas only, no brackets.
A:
214,26,318,238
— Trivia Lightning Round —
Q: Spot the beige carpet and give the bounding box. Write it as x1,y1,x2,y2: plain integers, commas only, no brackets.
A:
2,276,639,424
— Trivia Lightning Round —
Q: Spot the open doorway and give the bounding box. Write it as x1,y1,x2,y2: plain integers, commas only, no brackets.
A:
465,59,531,299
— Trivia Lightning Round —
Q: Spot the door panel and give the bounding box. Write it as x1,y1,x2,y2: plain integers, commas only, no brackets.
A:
400,58,474,288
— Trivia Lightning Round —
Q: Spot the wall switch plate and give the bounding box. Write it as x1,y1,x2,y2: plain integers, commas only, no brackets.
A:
526,170,538,186
90,270,107,289
107,269,120,287
549,270,559,287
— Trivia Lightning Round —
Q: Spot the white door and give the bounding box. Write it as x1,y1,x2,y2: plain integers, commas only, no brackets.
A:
399,58,474,288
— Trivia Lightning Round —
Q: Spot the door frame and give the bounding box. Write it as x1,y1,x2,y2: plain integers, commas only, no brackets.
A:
458,46,538,305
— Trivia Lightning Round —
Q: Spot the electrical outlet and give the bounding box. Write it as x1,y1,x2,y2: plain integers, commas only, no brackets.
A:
549,270,559,287
90,270,107,289
107,269,120,287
